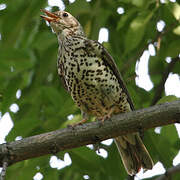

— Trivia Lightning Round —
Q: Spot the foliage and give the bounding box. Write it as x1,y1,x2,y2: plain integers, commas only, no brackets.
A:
0,0,180,179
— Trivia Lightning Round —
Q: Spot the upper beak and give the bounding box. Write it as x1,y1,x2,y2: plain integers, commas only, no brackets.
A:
40,9,59,23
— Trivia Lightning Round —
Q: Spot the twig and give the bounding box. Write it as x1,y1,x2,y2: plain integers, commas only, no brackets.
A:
151,56,180,105
155,164,180,180
0,100,179,167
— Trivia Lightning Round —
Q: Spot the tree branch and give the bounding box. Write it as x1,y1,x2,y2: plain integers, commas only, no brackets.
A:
155,164,180,180
0,100,180,168
0,145,8,180
151,56,180,105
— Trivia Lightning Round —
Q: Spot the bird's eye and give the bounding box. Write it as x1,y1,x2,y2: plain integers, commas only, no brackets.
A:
62,12,68,17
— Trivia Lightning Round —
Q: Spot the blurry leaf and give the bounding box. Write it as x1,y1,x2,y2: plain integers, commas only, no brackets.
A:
66,0,91,15
0,48,34,76
166,39,180,57
117,8,137,30
169,2,180,20
6,102,41,141
6,156,50,180
157,95,179,104
33,31,57,50
173,25,180,35
161,125,179,151
19,19,40,48
40,86,64,111
124,10,155,53
1,1,47,48
1,76,22,114
43,169,59,180
132,0,144,7
149,56,165,85
69,146,103,173
160,3,178,26
104,142,127,179
144,127,178,168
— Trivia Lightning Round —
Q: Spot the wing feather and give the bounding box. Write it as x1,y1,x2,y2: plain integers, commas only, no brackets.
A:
86,39,135,110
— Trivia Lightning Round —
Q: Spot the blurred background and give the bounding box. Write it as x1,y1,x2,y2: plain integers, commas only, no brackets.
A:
0,0,180,179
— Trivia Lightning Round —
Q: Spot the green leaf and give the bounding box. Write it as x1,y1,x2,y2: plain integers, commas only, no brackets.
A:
132,0,144,7
33,31,57,51
166,39,180,57
161,125,179,151
144,127,178,168
149,56,165,86
157,95,180,104
124,10,154,53
1,76,22,114
0,48,34,77
6,156,50,180
117,8,137,30
69,147,103,173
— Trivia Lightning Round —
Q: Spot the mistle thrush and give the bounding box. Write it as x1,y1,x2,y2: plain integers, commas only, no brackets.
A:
41,9,154,175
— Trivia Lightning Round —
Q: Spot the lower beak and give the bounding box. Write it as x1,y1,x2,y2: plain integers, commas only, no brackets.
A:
40,9,59,23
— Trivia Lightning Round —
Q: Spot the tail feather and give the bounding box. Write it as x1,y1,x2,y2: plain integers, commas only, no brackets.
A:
115,133,153,175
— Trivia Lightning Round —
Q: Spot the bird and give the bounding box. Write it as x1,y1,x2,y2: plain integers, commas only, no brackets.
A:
40,9,154,175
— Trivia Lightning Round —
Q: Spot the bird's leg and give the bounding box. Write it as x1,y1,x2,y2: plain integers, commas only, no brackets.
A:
68,111,89,128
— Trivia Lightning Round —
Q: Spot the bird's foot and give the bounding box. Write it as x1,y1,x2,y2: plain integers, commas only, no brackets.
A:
98,106,115,123
99,114,110,123
67,118,87,128
104,107,115,121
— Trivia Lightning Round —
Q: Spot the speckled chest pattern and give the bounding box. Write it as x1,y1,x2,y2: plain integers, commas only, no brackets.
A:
57,36,130,118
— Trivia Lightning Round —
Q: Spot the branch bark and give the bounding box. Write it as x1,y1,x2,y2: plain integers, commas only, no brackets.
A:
0,100,180,168
155,164,180,180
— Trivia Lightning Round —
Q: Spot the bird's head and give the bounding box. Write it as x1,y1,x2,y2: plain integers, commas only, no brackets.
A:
40,9,84,38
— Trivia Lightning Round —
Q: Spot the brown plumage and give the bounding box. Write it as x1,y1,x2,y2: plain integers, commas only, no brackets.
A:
41,9,154,175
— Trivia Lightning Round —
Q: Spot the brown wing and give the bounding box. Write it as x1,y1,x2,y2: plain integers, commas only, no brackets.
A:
57,59,70,93
59,74,70,92
88,40,135,110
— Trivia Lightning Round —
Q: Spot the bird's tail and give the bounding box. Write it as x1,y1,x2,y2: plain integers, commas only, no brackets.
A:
114,133,154,175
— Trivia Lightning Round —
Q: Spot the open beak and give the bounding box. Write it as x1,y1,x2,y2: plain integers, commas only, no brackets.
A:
40,9,59,23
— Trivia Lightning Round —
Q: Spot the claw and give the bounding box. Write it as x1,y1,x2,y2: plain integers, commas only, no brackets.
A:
99,106,115,122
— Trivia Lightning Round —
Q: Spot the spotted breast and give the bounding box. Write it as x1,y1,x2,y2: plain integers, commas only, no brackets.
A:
57,36,130,119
